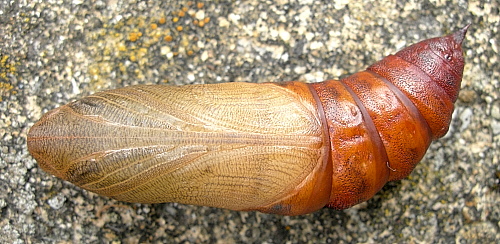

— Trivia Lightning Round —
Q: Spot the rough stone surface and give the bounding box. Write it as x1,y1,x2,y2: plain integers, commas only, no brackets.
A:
1,0,498,243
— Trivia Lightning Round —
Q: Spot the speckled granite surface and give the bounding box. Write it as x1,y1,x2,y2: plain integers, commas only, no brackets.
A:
1,0,498,243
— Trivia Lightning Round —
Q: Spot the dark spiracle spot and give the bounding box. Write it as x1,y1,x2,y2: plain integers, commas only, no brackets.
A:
69,97,105,114
66,160,104,186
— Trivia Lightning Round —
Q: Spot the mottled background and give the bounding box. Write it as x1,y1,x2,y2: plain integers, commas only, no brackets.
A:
1,0,498,243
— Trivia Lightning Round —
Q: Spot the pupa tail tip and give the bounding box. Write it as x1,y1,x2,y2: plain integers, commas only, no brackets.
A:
453,24,471,44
